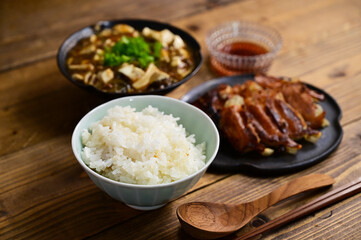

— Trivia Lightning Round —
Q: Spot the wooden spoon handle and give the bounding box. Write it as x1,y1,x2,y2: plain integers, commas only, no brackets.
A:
254,174,334,212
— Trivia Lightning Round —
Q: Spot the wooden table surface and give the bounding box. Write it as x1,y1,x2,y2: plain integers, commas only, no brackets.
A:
1,0,361,239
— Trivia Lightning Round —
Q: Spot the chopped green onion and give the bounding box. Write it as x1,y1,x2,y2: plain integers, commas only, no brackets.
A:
103,36,162,68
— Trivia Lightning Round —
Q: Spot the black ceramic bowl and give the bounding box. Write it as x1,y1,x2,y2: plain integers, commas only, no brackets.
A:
57,19,202,98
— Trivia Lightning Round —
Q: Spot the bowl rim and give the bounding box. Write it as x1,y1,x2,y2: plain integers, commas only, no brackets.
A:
57,18,203,97
206,20,283,60
71,95,220,189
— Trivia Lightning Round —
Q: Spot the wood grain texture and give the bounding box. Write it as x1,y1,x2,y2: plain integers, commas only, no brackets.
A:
0,128,229,239
0,0,239,72
262,193,361,239
1,0,361,239
0,133,226,239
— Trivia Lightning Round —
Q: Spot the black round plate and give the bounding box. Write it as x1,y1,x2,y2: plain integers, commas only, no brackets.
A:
57,19,202,98
181,74,343,175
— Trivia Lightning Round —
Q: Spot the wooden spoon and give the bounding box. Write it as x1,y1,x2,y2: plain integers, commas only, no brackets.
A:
176,173,334,239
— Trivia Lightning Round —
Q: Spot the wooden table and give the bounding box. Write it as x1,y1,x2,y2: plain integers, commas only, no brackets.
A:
1,0,361,239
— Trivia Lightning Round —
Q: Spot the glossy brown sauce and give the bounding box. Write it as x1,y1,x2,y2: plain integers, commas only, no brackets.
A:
220,41,268,56
66,26,194,94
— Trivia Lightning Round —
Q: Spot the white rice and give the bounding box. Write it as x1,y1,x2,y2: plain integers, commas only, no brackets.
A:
81,105,206,185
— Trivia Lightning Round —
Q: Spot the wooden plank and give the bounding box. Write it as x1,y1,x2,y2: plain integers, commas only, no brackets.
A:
0,58,68,108
0,84,106,157
86,118,361,239
0,0,239,72
323,74,361,126
261,194,361,239
298,53,361,88
172,0,361,58
272,26,361,77
1,0,360,72
0,134,226,239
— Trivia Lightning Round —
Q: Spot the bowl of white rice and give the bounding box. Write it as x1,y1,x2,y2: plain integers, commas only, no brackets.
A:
72,95,219,210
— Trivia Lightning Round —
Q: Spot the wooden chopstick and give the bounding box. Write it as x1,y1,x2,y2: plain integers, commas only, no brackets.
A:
236,177,361,240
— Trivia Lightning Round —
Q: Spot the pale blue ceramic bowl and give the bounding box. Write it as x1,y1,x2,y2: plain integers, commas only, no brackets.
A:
71,95,219,210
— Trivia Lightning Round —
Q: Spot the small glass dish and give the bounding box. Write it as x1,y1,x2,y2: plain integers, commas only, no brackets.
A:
206,21,282,76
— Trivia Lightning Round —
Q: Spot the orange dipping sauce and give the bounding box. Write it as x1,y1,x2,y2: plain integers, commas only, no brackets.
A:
220,41,269,56
211,41,270,76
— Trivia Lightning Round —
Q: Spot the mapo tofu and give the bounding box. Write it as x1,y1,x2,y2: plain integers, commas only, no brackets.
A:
66,24,195,93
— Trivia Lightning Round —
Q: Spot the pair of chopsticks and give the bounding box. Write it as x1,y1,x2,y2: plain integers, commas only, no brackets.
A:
236,177,361,240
